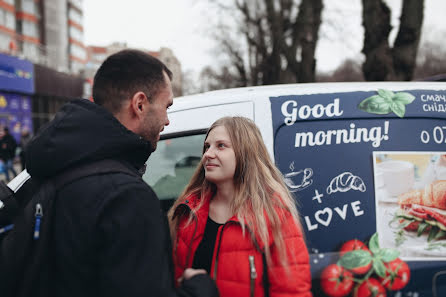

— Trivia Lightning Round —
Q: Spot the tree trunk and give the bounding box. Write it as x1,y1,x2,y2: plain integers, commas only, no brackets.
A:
362,0,424,81
392,0,424,81
361,0,395,81
298,0,323,83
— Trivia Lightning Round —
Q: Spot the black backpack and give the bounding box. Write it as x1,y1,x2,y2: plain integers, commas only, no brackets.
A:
0,159,139,297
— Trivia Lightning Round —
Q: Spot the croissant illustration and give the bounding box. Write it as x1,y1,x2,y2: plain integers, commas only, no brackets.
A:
398,180,446,210
326,172,366,194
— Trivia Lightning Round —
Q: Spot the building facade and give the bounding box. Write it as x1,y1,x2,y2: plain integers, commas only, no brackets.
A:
0,0,86,134
0,0,86,74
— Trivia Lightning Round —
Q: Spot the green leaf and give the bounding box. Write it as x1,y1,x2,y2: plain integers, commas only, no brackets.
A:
392,92,416,105
378,89,395,101
434,229,446,240
426,242,446,251
395,230,407,247
399,219,414,229
391,101,406,118
373,259,387,278
428,227,440,242
378,248,400,262
417,222,429,237
358,95,392,115
369,233,380,254
338,250,372,269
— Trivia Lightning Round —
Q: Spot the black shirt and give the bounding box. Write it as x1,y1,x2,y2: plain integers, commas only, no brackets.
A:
192,216,223,273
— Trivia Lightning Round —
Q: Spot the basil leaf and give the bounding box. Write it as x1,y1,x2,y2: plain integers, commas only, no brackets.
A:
417,222,429,237
393,92,415,104
428,227,440,242
378,248,400,262
369,233,380,254
338,250,372,269
395,229,407,247
398,219,414,229
391,101,406,118
373,258,387,278
378,89,395,101
434,229,446,240
358,95,392,114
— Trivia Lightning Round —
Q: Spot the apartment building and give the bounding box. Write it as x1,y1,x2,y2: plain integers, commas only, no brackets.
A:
0,0,86,74
0,0,86,134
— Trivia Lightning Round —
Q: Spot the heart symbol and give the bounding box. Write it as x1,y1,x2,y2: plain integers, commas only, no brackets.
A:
315,208,332,227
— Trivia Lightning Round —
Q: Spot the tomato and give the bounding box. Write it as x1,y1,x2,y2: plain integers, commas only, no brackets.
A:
379,258,411,291
320,264,354,297
354,278,386,297
339,239,372,274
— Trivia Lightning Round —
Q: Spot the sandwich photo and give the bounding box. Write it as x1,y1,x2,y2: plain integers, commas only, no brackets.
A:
396,180,446,242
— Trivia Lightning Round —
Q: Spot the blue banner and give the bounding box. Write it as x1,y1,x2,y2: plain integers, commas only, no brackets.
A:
0,53,34,93
0,92,33,143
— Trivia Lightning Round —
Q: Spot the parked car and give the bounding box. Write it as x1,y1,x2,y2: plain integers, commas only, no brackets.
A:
143,82,446,297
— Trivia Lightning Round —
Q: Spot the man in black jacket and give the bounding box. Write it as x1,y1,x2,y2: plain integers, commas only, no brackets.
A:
25,50,218,297
0,127,17,181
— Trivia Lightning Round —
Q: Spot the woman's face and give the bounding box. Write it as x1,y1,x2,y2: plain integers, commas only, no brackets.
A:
202,125,237,185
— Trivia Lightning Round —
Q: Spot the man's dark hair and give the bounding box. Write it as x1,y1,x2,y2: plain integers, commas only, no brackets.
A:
3,127,9,133
93,49,173,114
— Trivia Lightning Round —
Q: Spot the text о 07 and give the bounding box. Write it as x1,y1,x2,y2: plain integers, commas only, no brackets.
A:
420,126,446,144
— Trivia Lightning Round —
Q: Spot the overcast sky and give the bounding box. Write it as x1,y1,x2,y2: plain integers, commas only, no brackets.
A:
83,1,446,74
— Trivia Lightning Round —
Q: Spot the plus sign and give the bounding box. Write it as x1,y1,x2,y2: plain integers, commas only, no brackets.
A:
312,189,324,204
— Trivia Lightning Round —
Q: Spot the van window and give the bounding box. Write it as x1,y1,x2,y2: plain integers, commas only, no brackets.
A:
143,133,206,212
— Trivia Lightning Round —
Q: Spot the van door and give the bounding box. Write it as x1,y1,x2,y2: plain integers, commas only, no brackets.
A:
143,101,254,212
270,89,446,297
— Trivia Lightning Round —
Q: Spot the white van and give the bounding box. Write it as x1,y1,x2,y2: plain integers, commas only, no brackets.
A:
143,82,446,297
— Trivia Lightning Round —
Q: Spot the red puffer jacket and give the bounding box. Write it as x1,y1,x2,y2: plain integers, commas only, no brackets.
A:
172,193,312,297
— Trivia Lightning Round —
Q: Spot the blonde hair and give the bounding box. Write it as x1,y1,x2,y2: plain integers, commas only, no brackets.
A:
168,116,302,267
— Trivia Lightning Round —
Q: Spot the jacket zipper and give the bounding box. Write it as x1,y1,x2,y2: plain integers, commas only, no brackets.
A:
34,203,43,240
249,255,257,297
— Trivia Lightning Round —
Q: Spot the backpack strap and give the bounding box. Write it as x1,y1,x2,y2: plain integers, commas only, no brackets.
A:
53,159,141,190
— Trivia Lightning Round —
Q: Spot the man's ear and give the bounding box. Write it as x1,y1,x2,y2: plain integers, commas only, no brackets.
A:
129,91,148,118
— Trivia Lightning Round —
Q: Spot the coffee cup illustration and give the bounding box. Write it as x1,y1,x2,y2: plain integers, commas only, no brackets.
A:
376,160,414,197
284,168,313,192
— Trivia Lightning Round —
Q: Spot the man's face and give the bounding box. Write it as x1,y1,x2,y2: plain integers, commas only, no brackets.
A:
140,72,173,151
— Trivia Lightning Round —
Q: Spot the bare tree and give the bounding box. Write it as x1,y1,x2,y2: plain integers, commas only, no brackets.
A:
208,0,323,86
361,0,424,81
414,39,446,80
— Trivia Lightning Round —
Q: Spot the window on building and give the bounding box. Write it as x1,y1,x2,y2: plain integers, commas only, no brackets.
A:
93,53,106,61
5,11,15,30
23,42,39,61
68,8,83,25
0,10,4,27
0,32,10,51
69,0,83,10
3,0,14,5
22,20,38,38
70,44,86,60
69,26,83,42
22,0,37,15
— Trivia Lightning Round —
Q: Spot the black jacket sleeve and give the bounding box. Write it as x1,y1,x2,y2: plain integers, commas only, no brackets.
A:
97,181,218,297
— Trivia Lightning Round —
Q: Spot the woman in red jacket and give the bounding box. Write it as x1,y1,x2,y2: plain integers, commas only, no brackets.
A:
168,116,312,297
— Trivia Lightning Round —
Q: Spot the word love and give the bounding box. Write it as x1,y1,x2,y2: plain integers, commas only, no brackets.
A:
281,98,343,125
304,201,364,231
